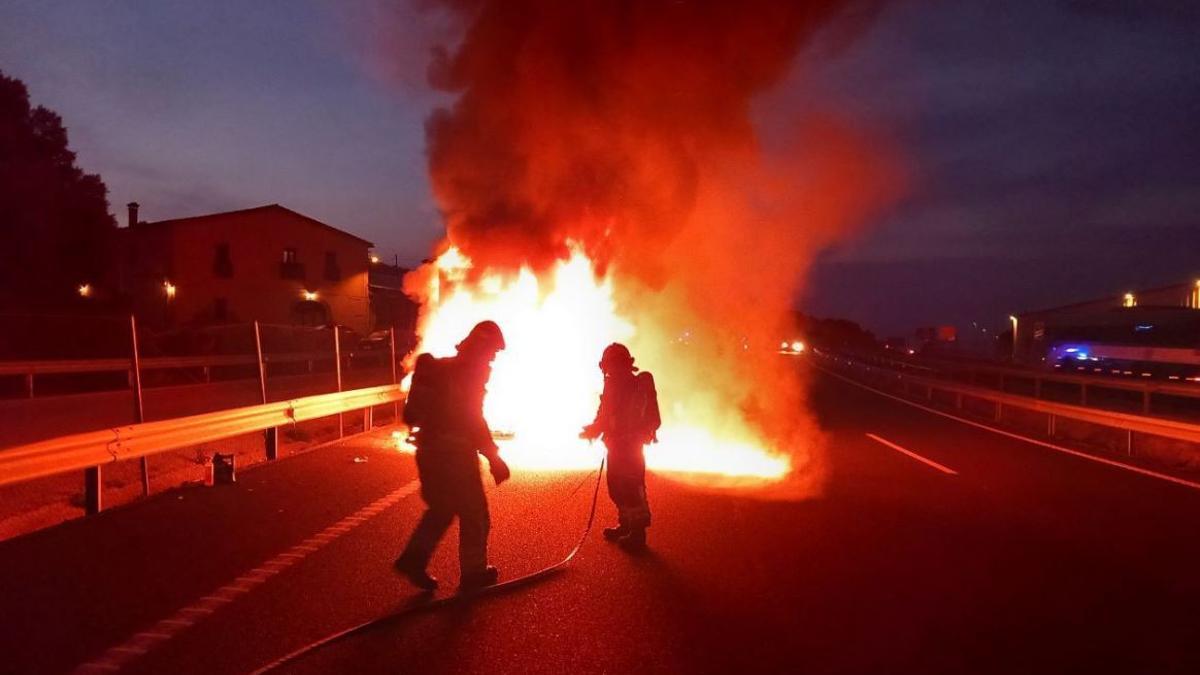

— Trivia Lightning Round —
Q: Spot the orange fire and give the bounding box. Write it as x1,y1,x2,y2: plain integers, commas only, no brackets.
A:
399,245,791,481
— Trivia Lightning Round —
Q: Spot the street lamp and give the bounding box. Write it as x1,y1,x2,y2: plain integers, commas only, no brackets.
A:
163,280,176,300
78,283,92,298
1123,292,1136,308
302,290,318,301
1009,315,1018,362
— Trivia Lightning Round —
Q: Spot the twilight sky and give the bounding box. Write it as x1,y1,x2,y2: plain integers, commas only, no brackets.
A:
1,1,1197,336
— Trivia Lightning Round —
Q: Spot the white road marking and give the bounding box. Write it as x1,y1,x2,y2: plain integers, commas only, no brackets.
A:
71,478,420,674
866,433,958,475
821,365,1200,492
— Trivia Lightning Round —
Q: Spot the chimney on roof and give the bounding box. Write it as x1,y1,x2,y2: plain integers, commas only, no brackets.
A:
127,202,140,227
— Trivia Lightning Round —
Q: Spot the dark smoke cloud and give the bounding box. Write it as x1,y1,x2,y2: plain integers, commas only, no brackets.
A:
423,0,887,279
415,0,902,477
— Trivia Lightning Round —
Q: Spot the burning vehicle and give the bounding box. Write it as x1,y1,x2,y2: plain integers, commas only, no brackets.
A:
389,0,902,488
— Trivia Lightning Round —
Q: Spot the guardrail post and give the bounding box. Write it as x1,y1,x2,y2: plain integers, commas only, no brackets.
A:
1047,413,1056,438
84,466,101,515
1126,429,1134,456
390,326,400,424
254,321,278,461
955,391,963,409
130,315,149,497
994,401,1003,422
25,372,34,398
334,326,344,439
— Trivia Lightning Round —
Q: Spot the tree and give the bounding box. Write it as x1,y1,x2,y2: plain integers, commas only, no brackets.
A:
0,70,115,310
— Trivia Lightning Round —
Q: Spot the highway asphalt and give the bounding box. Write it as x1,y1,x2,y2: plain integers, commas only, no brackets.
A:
2,363,1200,674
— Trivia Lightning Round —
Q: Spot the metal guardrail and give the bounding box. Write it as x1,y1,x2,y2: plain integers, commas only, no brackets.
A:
0,321,407,517
0,383,403,493
850,351,1200,414
820,351,1200,453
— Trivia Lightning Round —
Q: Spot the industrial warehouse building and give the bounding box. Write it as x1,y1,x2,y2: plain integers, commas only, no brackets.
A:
117,203,374,334
1011,280,1200,372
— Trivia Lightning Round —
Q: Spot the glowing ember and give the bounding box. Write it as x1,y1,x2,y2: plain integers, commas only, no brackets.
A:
400,246,790,480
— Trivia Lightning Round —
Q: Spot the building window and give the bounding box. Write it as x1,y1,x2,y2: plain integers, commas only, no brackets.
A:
280,247,305,280
213,243,233,278
324,251,341,282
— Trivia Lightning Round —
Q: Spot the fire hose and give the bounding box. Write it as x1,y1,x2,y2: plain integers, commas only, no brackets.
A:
250,456,606,674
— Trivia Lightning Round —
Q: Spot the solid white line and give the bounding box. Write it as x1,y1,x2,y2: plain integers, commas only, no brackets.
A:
866,433,958,475
821,365,1200,492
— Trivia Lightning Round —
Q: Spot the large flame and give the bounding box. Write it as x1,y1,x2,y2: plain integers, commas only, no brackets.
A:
402,245,791,481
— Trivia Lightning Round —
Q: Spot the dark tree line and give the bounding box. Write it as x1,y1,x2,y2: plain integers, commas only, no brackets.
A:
0,69,115,310
794,312,879,351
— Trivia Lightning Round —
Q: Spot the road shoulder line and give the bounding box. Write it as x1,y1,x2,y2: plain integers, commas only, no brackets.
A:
866,433,958,475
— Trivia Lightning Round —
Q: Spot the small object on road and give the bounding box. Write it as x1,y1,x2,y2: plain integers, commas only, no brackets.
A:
212,453,237,484
353,456,369,464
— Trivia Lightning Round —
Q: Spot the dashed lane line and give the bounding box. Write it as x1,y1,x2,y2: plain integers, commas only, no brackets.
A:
72,479,420,674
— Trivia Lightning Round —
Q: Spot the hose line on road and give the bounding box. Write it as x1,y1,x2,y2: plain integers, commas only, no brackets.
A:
250,457,607,674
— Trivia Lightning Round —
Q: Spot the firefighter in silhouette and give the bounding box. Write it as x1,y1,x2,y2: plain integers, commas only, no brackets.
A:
394,320,511,591
581,343,661,550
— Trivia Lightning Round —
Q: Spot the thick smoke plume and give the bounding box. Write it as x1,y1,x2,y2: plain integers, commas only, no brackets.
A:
415,0,902,490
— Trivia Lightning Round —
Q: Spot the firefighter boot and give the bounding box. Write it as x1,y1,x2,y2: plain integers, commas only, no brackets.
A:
459,566,499,592
618,527,647,552
603,523,629,541
393,555,439,591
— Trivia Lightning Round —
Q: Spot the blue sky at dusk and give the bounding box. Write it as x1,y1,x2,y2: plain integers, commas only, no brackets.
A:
1,1,1197,336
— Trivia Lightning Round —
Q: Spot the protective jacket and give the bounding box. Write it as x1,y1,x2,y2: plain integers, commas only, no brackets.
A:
404,353,498,458
399,351,498,576
585,369,660,530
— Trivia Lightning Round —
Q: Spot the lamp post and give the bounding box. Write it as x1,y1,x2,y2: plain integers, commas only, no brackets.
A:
1009,315,1019,363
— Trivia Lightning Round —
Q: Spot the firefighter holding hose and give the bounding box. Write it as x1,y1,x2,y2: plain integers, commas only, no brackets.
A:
581,343,661,550
394,320,511,591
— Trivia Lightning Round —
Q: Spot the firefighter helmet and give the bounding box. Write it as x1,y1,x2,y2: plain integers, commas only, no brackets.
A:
456,320,506,355
599,342,635,373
